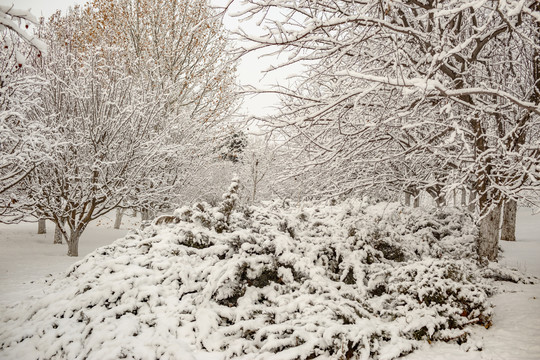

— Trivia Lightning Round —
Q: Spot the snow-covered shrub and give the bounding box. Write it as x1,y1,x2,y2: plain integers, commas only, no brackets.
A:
0,199,525,360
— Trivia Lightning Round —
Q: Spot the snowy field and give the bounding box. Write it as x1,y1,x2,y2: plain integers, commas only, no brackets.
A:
0,214,138,305
0,207,539,359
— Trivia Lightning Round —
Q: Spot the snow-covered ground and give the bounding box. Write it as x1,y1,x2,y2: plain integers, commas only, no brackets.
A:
0,207,538,359
403,208,540,360
0,214,138,305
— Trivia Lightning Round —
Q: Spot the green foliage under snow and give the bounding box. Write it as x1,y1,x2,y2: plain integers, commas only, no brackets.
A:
0,194,534,359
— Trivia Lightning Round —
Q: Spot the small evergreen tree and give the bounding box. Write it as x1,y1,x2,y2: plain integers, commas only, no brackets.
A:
219,131,247,163
215,176,240,233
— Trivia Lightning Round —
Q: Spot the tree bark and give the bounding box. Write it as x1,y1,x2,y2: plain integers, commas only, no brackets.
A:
413,189,420,208
54,222,63,244
251,157,259,205
114,208,124,229
67,230,81,257
37,219,46,234
404,191,411,207
427,187,446,207
141,209,155,221
477,205,501,261
437,196,446,208
500,200,517,242
468,190,476,213
141,209,149,221
406,187,419,208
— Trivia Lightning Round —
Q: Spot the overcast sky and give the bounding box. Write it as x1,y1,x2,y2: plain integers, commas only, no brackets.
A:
1,0,289,118
0,0,84,18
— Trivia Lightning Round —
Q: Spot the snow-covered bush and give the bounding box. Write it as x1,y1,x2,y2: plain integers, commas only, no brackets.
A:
0,198,529,359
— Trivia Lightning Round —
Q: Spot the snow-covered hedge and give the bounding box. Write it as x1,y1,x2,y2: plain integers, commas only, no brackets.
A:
0,191,527,359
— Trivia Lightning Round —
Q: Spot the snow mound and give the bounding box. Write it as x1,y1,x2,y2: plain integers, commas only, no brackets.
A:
0,198,525,359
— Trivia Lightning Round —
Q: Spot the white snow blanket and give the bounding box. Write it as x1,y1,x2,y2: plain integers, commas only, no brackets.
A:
0,199,533,360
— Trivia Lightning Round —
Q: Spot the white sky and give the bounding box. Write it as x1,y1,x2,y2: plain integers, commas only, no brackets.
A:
1,0,288,118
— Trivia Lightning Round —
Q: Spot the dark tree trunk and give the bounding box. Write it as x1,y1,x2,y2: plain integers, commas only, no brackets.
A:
114,208,124,229
468,190,476,213
141,210,149,221
37,219,46,234
67,230,81,257
500,200,517,242
413,188,420,208
54,222,63,244
427,186,446,207
405,186,419,207
141,209,154,221
404,191,411,207
251,157,259,206
437,196,446,208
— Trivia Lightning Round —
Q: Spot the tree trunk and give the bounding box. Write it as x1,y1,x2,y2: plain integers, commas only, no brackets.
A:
54,222,63,244
427,187,446,208
141,210,149,221
436,196,446,208
477,205,501,261
141,209,154,221
406,187,419,208
67,230,81,257
37,219,46,234
114,208,124,229
251,157,259,205
404,191,411,207
251,182,257,205
461,188,467,207
500,199,517,242
413,189,420,208
468,190,476,213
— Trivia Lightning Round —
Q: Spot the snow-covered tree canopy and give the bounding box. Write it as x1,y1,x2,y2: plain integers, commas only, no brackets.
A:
25,46,193,253
48,0,237,125
0,6,51,223
6,0,240,255
226,0,540,260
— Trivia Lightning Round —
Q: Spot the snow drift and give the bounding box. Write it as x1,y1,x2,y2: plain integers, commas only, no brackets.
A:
0,186,532,359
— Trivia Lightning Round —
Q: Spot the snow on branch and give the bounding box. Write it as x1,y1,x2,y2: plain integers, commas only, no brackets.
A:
333,71,540,115
0,4,47,53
